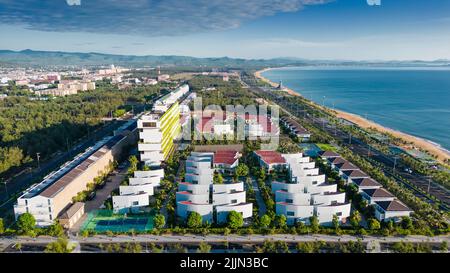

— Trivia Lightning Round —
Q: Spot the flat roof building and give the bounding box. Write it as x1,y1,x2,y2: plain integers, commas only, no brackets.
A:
14,120,137,227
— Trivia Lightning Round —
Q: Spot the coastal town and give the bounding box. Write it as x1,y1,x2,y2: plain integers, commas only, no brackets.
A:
0,1,449,263
0,62,448,254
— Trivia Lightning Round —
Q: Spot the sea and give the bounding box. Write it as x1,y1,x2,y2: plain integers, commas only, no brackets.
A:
262,66,450,152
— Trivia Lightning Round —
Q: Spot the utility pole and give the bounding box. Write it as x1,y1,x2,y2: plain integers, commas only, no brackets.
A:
1,178,7,196
393,156,397,174
36,152,41,171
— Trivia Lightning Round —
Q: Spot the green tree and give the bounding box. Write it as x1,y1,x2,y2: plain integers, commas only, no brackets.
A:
154,214,166,229
260,214,272,228
213,171,224,184
439,241,448,252
275,215,287,229
47,221,64,237
309,216,320,233
349,210,361,228
227,211,244,229
368,218,381,231
259,168,266,181
401,217,413,230
197,242,212,253
0,218,4,235
332,214,340,230
128,155,139,174
186,212,203,228
236,163,249,177
44,237,73,253
16,213,36,234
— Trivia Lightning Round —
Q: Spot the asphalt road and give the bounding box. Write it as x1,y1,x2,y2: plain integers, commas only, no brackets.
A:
1,234,448,246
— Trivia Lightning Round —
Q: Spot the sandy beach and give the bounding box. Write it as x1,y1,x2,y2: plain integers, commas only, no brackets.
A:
255,68,450,164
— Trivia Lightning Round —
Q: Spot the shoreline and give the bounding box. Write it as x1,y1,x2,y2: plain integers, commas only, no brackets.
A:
254,68,450,164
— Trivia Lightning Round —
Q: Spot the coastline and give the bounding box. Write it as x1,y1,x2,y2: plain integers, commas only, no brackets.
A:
254,68,450,164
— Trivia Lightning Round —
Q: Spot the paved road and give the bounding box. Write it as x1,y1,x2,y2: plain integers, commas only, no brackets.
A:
1,234,448,247
251,178,267,217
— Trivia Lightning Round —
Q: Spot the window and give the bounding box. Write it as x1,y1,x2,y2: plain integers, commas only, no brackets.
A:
142,122,156,128
49,215,52,220
231,199,237,204
132,201,139,206
287,211,295,216
336,212,342,216
286,199,293,204
48,207,51,212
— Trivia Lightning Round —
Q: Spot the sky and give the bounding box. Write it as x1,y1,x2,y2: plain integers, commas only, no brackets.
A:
0,0,449,60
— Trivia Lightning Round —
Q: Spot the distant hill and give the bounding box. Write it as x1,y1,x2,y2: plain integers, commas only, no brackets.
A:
0,49,307,68
0,49,448,68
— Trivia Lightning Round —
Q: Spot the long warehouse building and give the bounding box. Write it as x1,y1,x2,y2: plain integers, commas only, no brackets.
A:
14,121,138,227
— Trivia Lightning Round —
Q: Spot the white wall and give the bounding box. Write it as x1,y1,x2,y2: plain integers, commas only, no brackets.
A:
176,192,210,204
275,191,311,206
119,184,154,196
216,203,253,224
315,203,351,225
177,202,213,223
112,193,149,213
212,191,246,206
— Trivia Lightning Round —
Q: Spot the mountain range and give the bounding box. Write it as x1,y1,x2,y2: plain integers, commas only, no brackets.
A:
0,49,449,68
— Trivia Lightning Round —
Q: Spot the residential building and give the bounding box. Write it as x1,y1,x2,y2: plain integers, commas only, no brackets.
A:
271,153,351,226
176,152,252,224
213,150,241,173
14,121,138,227
361,188,395,204
254,150,287,171
58,202,85,229
138,102,181,166
374,200,413,222
280,116,311,141
112,169,164,213
351,177,382,192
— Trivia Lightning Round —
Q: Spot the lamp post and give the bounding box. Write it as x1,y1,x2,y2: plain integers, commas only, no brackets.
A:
1,178,7,196
36,152,41,171
393,156,397,174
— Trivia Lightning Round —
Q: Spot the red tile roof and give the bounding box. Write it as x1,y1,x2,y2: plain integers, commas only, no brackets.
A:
213,150,240,165
255,150,286,165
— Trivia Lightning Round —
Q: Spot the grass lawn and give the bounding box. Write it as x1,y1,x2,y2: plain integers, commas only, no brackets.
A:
316,143,339,152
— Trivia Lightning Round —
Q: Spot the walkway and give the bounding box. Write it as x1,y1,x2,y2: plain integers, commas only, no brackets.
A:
251,177,267,217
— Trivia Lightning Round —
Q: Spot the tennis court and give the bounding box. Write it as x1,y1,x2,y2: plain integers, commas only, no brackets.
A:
80,209,155,232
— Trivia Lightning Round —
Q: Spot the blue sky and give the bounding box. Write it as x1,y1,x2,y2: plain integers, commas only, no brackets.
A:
0,0,449,60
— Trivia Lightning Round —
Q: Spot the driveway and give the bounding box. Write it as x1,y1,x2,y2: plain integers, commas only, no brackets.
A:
251,177,267,217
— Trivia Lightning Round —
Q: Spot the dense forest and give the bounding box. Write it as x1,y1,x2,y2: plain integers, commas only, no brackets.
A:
187,75,256,107
0,80,160,178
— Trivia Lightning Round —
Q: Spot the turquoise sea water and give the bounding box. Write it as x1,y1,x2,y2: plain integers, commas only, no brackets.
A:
262,67,450,151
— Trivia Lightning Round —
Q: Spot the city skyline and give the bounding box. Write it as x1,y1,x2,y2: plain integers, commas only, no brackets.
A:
0,0,450,60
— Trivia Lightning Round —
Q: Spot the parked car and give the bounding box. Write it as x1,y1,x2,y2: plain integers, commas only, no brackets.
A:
87,191,96,200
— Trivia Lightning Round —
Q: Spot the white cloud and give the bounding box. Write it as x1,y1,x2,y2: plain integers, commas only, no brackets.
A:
0,0,333,36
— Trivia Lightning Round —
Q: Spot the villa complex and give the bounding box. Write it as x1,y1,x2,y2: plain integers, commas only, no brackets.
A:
319,151,412,222
257,151,351,226
176,152,253,224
